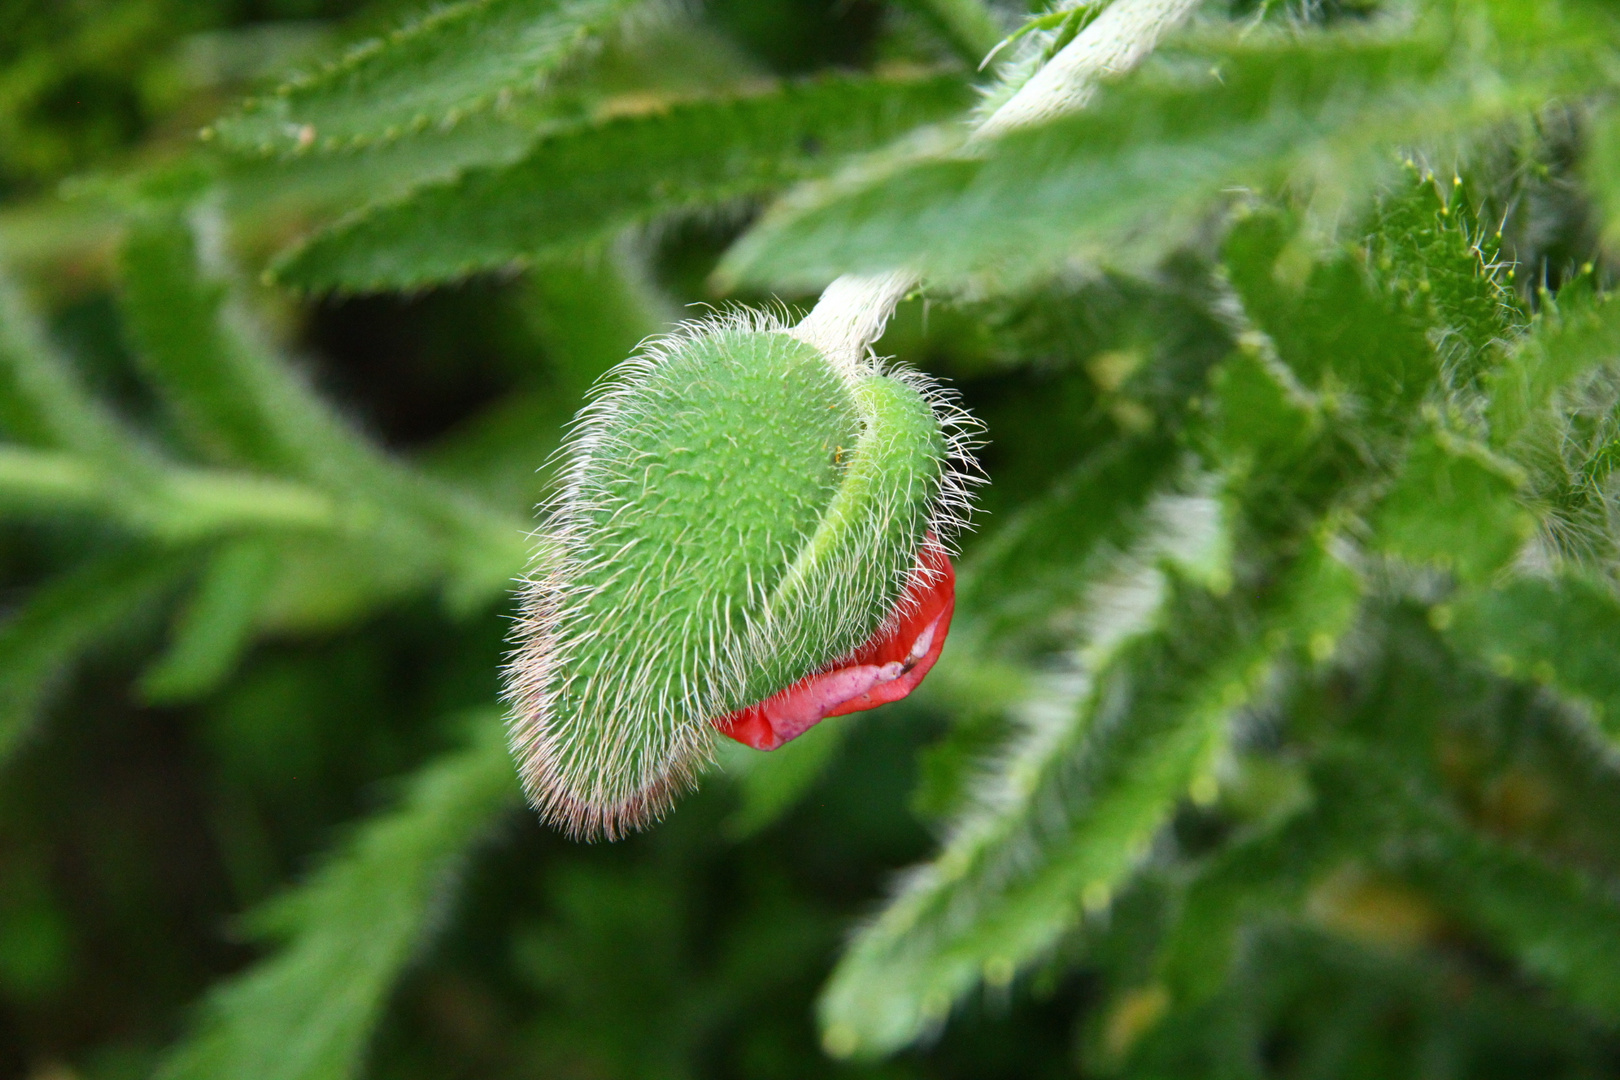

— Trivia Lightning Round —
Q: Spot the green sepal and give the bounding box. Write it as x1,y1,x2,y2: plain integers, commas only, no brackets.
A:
749,369,946,702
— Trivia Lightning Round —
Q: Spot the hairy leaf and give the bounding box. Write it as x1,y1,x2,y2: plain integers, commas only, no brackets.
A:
820,608,1264,1056
1223,209,1438,421
118,208,423,489
0,551,184,770
1588,102,1620,253
273,71,973,292
0,445,339,539
953,435,1180,660
1376,431,1533,581
1156,790,1337,1008
721,30,1544,290
1489,287,1620,449
139,540,278,704
0,271,134,456
1443,574,1620,735
120,213,314,470
1205,348,1321,478
423,252,671,511
213,0,645,156
154,712,519,1080
893,0,1003,67
817,486,1239,1058
1364,168,1526,372
1341,751,1620,1020
1158,737,1620,1042
117,207,531,611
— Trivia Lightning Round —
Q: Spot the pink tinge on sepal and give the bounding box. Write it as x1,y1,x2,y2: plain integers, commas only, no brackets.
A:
714,538,956,751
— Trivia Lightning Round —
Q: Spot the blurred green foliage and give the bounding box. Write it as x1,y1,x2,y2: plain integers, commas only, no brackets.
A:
6,1,1620,1079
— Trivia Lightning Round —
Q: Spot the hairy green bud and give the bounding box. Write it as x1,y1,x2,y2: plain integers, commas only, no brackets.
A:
505,313,975,840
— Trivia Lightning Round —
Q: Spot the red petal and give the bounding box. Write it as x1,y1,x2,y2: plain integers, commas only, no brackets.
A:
714,538,956,751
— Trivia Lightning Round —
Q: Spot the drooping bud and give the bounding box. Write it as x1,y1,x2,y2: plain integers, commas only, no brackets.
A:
504,313,974,840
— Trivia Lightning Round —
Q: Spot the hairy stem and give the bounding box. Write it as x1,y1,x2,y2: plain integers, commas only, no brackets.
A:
972,0,1200,139
790,271,916,370
790,0,1203,360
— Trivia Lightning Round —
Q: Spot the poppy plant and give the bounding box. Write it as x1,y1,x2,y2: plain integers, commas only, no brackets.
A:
505,314,976,840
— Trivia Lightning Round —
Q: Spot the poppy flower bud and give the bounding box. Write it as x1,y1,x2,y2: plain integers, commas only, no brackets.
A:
505,313,975,840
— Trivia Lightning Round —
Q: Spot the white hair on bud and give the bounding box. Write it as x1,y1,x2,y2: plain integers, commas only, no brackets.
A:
504,306,979,840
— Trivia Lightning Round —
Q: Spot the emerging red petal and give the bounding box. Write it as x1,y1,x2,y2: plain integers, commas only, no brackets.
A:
714,538,956,751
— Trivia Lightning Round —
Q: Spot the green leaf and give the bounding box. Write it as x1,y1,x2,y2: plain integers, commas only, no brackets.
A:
1363,167,1526,370
953,435,1181,660
817,500,1368,1057
245,536,441,634
1488,287,1620,449
154,711,520,1080
1153,743,1409,1014
116,207,531,613
1222,210,1437,421
119,212,312,470
1131,916,1606,1080
720,31,1531,290
422,252,671,511
212,0,646,156
518,251,672,398
117,206,415,487
1442,574,1620,735
1337,751,1620,1021
816,486,1240,1058
220,106,549,228
1376,431,1534,581
1155,793,1336,1008
1205,347,1321,477
0,551,185,770
1269,536,1362,662
820,597,1269,1057
272,71,973,292
0,271,133,456
139,539,278,704
1422,815,1620,1019
1161,738,1620,1036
